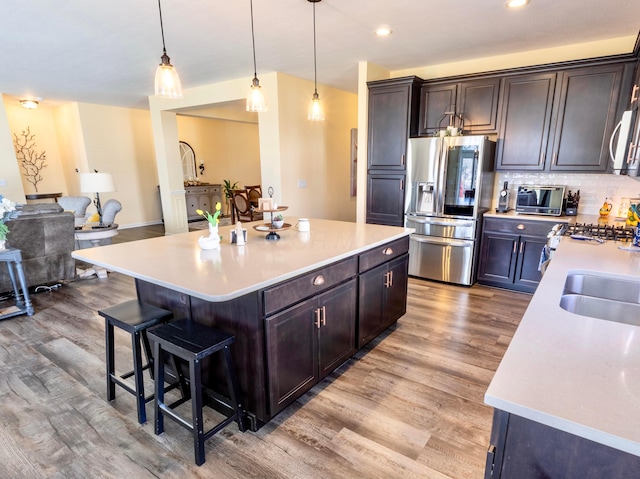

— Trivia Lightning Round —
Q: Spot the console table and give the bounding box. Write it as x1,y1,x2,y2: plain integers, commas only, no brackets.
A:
0,248,34,320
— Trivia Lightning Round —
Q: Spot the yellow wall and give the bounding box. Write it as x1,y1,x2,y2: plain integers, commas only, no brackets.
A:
176,116,261,192
5,101,68,197
0,96,26,203
75,103,161,226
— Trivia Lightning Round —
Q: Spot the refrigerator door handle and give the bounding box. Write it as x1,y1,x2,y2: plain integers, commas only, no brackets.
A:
411,235,472,248
407,217,474,228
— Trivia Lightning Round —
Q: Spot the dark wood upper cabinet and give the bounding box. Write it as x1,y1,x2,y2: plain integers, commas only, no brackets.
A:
496,62,634,172
549,64,627,171
419,77,500,136
367,77,421,169
458,77,501,133
418,83,457,135
496,73,557,171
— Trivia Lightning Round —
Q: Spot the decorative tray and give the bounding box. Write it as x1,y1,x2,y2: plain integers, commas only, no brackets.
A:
254,205,288,213
253,222,292,232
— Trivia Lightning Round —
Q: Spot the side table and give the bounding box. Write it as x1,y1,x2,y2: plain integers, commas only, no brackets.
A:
0,247,35,320
75,224,119,279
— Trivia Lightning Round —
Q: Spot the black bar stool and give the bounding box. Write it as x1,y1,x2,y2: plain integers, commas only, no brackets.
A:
99,300,173,424
148,318,245,466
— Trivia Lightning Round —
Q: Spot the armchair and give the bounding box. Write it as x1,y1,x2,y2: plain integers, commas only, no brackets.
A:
58,196,92,227
245,185,262,208
231,190,262,223
101,199,122,225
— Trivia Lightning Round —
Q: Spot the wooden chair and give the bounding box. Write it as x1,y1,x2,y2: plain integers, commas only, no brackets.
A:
231,189,263,223
245,185,262,209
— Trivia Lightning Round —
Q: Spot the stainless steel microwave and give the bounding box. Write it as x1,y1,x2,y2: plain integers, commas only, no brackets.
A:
515,185,565,216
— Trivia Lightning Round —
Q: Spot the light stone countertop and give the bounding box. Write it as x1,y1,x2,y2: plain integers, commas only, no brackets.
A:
485,237,640,456
72,218,412,302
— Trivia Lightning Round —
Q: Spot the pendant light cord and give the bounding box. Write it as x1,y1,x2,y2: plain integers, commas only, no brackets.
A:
312,1,318,94
250,0,258,78
158,0,167,55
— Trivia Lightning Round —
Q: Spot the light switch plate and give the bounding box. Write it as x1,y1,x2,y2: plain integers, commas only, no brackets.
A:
297,179,307,188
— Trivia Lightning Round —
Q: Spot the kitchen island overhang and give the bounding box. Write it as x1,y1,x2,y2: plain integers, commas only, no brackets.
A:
73,218,413,430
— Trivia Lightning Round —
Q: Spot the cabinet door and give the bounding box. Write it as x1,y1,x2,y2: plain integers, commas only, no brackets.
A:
513,235,546,292
317,280,356,379
458,77,501,133
367,84,412,169
266,298,318,416
366,172,405,226
418,83,457,136
496,73,557,170
358,262,387,348
477,231,518,286
384,254,409,329
197,194,211,213
549,64,626,171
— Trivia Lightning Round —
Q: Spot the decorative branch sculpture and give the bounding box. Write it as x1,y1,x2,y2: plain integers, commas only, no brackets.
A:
13,126,47,192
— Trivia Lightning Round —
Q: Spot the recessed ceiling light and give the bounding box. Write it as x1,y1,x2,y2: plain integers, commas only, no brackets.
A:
375,26,393,37
505,0,530,7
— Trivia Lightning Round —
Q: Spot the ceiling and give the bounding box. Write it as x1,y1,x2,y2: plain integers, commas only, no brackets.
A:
1,0,639,110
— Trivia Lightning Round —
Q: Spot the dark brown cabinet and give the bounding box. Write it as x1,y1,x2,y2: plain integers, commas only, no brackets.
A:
367,77,421,170
485,409,640,479
358,237,409,347
496,73,557,171
365,172,405,227
496,62,633,172
549,63,627,171
366,77,421,226
477,217,560,293
419,77,501,136
266,280,356,416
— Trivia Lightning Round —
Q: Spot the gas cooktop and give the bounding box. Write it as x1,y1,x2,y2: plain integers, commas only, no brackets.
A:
563,222,635,242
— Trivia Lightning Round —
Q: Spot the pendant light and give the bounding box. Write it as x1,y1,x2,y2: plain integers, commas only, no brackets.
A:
154,0,183,98
246,0,267,112
307,0,324,121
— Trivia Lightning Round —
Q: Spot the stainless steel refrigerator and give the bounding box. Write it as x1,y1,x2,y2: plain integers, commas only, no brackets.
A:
405,136,495,285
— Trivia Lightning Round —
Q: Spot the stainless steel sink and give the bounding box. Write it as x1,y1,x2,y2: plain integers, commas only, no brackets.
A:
560,271,640,325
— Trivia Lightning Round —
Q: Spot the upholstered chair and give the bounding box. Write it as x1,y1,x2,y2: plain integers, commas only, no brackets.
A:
58,196,92,226
101,199,122,225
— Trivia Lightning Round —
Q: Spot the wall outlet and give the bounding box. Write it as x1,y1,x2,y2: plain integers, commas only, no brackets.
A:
297,179,307,188
0,179,7,187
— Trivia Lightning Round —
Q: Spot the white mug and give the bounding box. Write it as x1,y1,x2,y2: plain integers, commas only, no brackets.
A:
296,218,310,232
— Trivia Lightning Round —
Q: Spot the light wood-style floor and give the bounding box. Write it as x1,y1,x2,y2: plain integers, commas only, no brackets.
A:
0,225,531,478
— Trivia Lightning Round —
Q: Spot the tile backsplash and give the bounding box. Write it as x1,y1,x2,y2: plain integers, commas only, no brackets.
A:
492,172,640,217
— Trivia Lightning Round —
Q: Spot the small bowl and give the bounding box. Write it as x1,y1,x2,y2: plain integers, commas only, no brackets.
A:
272,220,284,229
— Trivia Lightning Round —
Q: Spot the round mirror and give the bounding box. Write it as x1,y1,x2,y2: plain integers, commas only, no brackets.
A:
179,141,197,180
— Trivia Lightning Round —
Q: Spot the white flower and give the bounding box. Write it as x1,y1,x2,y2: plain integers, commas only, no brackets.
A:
0,196,16,219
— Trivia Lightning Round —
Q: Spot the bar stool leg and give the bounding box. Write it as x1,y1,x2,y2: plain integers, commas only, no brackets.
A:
190,358,206,466
223,345,245,432
131,330,146,424
153,340,165,435
105,321,116,401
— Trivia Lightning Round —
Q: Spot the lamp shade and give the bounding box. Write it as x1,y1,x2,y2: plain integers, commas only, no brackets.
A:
155,60,183,98
80,173,116,193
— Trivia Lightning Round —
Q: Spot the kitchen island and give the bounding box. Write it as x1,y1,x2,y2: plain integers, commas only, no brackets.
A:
73,218,412,430
484,237,640,477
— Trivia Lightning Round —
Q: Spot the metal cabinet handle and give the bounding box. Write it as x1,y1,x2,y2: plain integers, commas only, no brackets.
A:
513,241,517,254
383,247,394,256
516,224,525,230
540,151,545,166
552,152,558,165
314,308,321,328
632,85,639,103
519,242,524,254
321,306,326,326
313,275,325,286
388,270,393,287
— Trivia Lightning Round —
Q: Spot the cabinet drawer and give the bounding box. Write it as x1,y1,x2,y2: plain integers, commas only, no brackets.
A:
185,187,209,195
484,217,560,237
263,257,357,316
359,236,409,273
